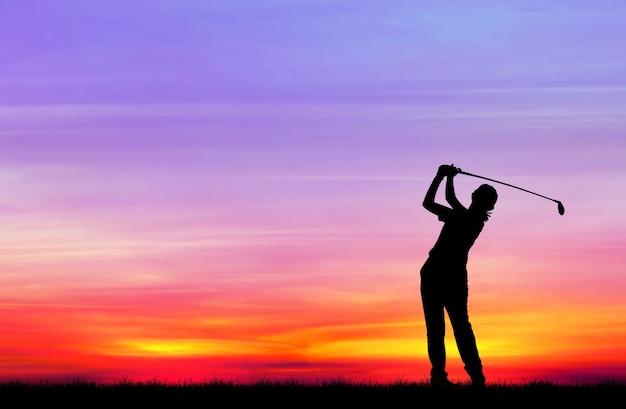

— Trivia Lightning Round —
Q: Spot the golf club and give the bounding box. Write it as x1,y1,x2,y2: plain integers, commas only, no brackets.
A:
456,167,565,215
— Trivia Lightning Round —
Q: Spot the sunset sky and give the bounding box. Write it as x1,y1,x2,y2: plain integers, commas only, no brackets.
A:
1,1,626,384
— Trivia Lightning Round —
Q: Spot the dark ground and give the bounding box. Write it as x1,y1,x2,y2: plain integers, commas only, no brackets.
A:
2,378,625,408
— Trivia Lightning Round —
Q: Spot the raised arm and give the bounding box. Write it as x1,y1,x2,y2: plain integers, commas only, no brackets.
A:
445,166,466,211
423,165,452,216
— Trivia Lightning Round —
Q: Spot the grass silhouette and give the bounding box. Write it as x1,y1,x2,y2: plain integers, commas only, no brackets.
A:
2,376,625,407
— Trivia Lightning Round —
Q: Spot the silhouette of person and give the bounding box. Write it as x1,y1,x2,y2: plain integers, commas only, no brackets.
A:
420,164,497,388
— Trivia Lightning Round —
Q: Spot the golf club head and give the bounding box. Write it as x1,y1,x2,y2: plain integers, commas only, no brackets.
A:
557,201,565,216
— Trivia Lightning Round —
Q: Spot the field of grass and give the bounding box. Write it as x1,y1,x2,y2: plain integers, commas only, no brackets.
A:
2,377,625,407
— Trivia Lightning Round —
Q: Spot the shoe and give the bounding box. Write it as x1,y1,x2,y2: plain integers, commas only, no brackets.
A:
471,376,486,390
430,378,459,389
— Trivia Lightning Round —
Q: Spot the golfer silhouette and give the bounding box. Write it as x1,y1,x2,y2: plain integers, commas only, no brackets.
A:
420,164,497,388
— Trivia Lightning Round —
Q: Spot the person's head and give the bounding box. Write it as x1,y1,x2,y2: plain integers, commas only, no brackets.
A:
471,184,498,220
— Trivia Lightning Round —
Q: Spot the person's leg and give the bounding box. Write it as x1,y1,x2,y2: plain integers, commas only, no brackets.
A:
421,277,448,384
446,289,485,386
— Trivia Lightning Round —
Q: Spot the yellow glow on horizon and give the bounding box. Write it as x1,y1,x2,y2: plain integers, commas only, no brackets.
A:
307,338,426,359
106,338,261,357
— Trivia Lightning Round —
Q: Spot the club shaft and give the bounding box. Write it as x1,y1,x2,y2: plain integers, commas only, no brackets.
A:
458,170,558,203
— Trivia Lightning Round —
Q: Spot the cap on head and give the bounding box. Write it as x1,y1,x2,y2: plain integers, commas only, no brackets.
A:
472,184,498,211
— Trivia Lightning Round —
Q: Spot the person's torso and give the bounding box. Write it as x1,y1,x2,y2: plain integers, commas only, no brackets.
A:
428,208,485,264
